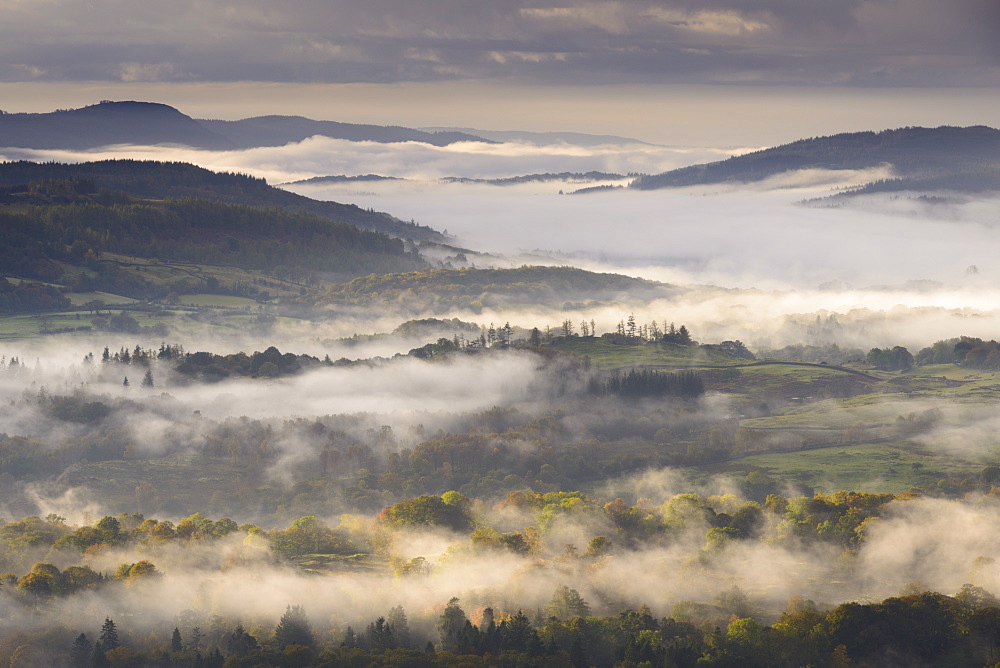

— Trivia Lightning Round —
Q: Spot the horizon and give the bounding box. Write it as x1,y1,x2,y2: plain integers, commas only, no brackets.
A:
1,0,998,147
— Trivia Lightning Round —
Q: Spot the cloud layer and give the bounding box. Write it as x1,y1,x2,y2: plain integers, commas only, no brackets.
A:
0,0,997,87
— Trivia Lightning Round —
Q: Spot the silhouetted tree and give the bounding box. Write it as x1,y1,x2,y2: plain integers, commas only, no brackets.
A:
70,633,93,667
438,597,468,651
275,605,314,649
99,618,119,651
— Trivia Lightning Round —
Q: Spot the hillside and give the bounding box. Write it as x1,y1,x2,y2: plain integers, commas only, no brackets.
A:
0,101,488,151
631,125,1000,190
420,127,654,147
199,115,488,148
0,160,445,242
0,101,234,150
288,171,629,186
0,178,426,305
318,266,676,313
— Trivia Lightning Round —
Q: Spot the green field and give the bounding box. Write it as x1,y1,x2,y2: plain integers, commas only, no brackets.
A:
66,291,139,306
711,440,985,494
179,294,261,308
549,337,743,369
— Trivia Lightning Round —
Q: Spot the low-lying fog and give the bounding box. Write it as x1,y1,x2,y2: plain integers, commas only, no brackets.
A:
5,133,998,294
288,172,1000,291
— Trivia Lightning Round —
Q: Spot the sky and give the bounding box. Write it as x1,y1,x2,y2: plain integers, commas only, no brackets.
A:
2,0,999,146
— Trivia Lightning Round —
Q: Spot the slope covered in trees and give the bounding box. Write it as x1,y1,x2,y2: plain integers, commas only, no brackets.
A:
0,159,445,241
0,179,424,285
318,266,676,312
631,125,1000,191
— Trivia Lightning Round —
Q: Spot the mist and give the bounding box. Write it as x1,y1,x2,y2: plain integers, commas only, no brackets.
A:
289,173,1000,291
0,135,736,184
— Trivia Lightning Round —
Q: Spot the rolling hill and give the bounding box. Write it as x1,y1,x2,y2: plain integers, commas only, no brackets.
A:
0,177,426,302
317,266,677,313
0,101,487,151
199,115,488,148
630,125,1000,192
0,101,234,150
0,159,445,242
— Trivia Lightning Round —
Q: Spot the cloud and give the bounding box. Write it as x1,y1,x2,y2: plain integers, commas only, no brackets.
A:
0,0,995,87
0,135,734,183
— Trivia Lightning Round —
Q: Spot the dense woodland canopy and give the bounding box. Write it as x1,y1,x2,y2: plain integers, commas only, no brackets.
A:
0,178,427,306
0,179,420,281
0,159,444,241
319,266,673,313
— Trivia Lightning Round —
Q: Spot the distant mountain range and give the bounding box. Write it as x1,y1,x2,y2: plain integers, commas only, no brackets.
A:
0,101,488,150
287,171,631,186
0,101,655,151
631,126,1000,194
200,115,489,148
419,127,655,147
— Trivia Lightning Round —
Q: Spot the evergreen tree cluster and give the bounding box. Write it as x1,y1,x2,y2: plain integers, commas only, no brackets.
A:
590,369,705,399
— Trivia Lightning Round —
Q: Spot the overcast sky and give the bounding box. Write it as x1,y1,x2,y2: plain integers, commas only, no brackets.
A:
2,0,999,144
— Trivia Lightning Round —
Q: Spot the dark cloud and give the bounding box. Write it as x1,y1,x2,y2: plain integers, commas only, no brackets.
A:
0,0,995,87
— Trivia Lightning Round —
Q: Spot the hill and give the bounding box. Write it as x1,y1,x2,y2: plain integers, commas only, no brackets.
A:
199,115,488,148
0,177,426,305
0,160,445,242
287,172,629,186
0,101,489,151
631,125,1000,191
0,101,234,150
318,266,676,313
420,127,655,147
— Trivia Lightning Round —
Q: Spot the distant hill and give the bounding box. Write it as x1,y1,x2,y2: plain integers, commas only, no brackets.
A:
287,174,404,185
199,116,489,148
318,266,676,313
631,126,1000,191
0,160,445,242
0,101,234,150
0,101,490,151
441,172,631,185
286,171,630,186
420,127,655,147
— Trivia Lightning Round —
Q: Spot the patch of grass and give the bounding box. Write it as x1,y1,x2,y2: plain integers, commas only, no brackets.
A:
548,337,741,370
289,553,388,575
710,440,983,494
179,294,260,308
66,291,139,306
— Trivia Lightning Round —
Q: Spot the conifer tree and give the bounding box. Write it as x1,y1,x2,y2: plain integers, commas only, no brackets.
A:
387,605,410,649
99,618,119,651
274,605,314,649
70,633,93,668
